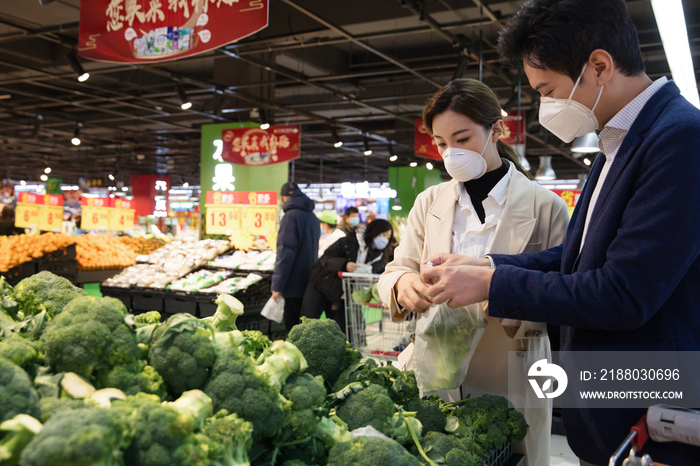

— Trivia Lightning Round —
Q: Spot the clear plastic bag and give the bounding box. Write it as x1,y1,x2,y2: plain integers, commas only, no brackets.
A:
413,301,488,392
261,296,285,324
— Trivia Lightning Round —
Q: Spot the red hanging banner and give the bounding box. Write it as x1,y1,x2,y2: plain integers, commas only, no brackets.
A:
221,125,301,165
414,119,442,161
500,110,526,146
79,0,269,63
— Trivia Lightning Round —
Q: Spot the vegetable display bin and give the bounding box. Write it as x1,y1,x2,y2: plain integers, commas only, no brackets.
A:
38,244,77,264
196,293,218,318
164,291,198,316
100,285,132,311
2,261,37,286
37,260,78,281
131,289,165,313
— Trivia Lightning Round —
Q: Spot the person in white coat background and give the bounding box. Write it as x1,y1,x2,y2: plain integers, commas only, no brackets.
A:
317,210,346,258
377,78,570,465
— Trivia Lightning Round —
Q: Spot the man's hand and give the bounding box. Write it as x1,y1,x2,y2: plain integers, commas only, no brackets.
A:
346,262,359,272
272,291,283,303
394,272,432,313
421,265,494,308
423,253,491,270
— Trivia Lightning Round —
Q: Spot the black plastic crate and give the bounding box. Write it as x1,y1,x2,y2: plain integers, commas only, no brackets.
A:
38,244,76,264
1,261,37,286
37,260,78,278
268,321,288,341
196,293,218,318
101,285,132,310
237,314,271,334
131,289,165,313
164,291,198,316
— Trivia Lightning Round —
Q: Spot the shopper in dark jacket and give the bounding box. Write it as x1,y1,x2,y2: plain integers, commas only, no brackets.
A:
0,205,24,236
271,182,320,331
300,219,394,336
337,206,360,236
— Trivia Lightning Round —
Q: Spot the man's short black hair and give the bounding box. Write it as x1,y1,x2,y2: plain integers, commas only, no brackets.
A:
344,207,359,217
497,0,645,82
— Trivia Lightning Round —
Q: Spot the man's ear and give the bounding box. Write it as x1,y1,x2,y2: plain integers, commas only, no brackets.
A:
588,49,614,86
492,119,505,142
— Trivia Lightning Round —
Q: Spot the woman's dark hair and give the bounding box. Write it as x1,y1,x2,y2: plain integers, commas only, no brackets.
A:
0,205,15,222
423,78,534,180
364,219,394,260
496,0,644,81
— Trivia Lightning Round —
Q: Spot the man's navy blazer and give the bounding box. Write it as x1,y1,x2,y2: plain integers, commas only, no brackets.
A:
489,81,700,464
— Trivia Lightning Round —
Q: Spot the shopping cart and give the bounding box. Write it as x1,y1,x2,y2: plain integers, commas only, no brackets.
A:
610,405,700,466
339,271,414,361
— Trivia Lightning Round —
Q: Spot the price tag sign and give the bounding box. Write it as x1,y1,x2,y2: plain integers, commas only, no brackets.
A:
81,206,111,230
241,206,277,235
39,207,63,232
109,209,135,231
15,203,40,228
206,206,242,235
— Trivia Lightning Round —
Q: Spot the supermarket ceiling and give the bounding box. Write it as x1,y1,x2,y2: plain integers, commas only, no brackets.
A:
0,0,697,185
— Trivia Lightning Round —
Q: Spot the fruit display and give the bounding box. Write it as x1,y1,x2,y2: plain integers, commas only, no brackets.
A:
73,234,138,271
0,271,529,466
118,237,167,256
0,233,75,272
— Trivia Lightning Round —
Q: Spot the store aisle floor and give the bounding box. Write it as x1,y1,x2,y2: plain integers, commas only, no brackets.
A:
551,434,578,465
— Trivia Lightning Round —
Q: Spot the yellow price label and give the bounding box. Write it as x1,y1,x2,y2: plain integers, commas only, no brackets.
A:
241,206,277,235
15,204,40,228
82,206,111,230
109,209,135,231
39,206,63,232
206,206,242,235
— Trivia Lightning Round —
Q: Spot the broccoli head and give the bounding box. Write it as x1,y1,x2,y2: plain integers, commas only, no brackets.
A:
19,407,128,466
258,341,308,388
507,408,528,443
328,436,421,466
403,398,446,434
43,296,140,379
134,311,162,327
0,334,42,370
203,294,245,332
410,431,478,466
0,357,40,424
240,330,271,359
13,271,87,319
148,313,217,396
203,410,253,466
280,373,327,441
0,414,42,466
335,383,395,432
38,397,85,423
96,360,167,399
203,346,288,440
332,359,418,405
287,318,347,387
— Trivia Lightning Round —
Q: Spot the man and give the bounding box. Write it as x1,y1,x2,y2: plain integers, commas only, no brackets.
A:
337,206,360,236
271,182,320,331
417,1,700,464
318,210,345,258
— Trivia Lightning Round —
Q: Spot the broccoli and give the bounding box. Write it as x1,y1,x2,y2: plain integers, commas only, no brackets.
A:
203,293,245,332
313,416,351,450
328,436,421,466
0,277,19,322
134,311,162,327
0,334,42,370
38,397,85,423
280,373,327,441
409,431,479,466
19,407,129,466
12,271,87,319
257,340,308,388
0,357,40,424
162,389,213,430
0,414,42,466
287,318,347,387
203,346,288,440
240,330,271,359
42,296,140,379
335,383,395,432
119,393,211,466
148,313,217,395
343,342,362,369
507,408,528,443
281,461,308,466
96,360,167,398
332,359,419,405
203,410,253,466
403,398,447,433
278,437,328,466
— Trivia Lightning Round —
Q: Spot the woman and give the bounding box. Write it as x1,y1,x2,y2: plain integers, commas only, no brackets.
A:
301,219,394,336
0,205,24,236
377,79,569,466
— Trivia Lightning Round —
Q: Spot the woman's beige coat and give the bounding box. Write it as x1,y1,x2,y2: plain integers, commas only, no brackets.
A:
378,170,569,466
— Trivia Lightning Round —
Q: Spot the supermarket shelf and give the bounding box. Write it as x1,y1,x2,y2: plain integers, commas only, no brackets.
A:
76,269,124,284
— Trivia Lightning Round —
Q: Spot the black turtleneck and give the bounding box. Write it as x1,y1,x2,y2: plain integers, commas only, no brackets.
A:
464,158,510,224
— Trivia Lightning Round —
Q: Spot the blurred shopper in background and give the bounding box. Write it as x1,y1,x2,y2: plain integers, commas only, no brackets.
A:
337,206,360,235
318,210,345,258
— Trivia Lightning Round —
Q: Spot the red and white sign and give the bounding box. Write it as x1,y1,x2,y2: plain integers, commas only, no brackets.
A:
79,0,269,63
500,110,526,146
206,191,240,206
205,191,277,206
414,119,442,161
81,197,111,207
44,194,64,207
221,125,301,165
18,193,45,205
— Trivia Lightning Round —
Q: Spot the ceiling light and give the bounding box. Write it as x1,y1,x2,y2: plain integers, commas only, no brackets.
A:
426,162,434,170
583,157,592,166
44,167,51,174
260,122,270,130
40,174,48,181
519,154,531,171
571,132,600,155
122,187,128,192
535,155,556,180
331,127,343,148
66,49,89,82
651,0,700,108
20,180,26,185
390,155,398,162
501,109,508,118
176,84,192,110
183,182,189,188
410,162,417,167
71,122,82,146
259,108,271,130
363,137,372,156
392,198,402,211
109,174,115,180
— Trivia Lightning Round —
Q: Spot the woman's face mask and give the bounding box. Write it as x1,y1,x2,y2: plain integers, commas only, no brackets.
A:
373,236,389,250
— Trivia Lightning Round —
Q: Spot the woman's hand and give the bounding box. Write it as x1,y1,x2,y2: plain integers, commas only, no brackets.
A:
394,272,432,313
423,253,491,271
421,265,494,308
346,262,359,272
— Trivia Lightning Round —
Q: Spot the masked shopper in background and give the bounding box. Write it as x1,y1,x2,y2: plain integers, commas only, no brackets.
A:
318,210,346,258
418,1,700,465
377,78,569,466
337,206,360,236
302,219,394,337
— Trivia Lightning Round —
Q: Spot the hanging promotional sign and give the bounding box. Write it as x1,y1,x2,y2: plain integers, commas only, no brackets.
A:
39,195,64,232
220,125,301,166
414,119,442,161
15,193,45,229
500,110,526,146
204,190,277,235
79,0,269,63
551,189,581,217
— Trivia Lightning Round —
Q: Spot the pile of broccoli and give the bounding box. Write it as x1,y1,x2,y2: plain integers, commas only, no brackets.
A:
0,271,530,466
